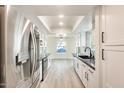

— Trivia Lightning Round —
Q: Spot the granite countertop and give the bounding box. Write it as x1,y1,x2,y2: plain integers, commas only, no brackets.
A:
73,54,95,70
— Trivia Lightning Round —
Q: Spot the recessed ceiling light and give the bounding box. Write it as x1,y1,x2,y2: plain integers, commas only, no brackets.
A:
59,22,64,26
59,14,64,18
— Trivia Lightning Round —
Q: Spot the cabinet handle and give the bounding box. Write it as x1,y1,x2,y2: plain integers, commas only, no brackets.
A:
102,49,104,60
102,32,104,43
85,72,87,79
89,69,94,73
87,73,88,81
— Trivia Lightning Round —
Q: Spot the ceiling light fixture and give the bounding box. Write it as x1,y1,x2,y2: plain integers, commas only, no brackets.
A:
59,22,64,26
59,14,64,18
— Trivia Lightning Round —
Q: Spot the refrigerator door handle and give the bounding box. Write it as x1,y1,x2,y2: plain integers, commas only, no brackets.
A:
30,26,36,79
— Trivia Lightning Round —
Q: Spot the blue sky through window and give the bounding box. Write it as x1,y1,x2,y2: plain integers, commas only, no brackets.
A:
56,39,66,53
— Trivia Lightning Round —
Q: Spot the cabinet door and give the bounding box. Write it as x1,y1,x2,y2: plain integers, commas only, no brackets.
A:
102,6,124,45
78,60,84,81
83,70,88,87
73,57,77,72
75,58,79,73
81,62,88,87
73,57,76,69
103,50,124,88
76,61,80,75
87,67,96,88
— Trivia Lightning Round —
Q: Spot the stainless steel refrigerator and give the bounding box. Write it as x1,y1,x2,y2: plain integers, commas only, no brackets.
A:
0,5,40,88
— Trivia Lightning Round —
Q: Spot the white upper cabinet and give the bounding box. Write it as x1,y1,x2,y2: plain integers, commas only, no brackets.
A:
102,6,124,45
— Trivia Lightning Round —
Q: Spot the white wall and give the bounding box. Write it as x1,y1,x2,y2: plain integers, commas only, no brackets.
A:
52,28,72,34
74,14,94,54
47,36,76,59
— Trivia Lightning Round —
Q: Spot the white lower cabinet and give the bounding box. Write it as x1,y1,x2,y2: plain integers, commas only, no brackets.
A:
73,57,76,70
103,50,124,88
73,57,96,88
80,62,88,87
48,55,52,69
87,67,96,88
74,58,80,74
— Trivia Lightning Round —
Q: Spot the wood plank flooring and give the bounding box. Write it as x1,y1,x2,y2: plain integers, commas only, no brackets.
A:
40,59,84,88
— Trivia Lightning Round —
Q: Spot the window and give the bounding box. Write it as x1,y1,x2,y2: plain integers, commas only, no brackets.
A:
86,31,91,47
86,31,94,49
56,39,66,53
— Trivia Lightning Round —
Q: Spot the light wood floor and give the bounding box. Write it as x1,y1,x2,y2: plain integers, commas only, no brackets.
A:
40,59,84,88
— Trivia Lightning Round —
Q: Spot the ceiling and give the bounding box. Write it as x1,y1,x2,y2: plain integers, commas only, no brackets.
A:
14,5,96,36
14,5,96,16
38,16,84,34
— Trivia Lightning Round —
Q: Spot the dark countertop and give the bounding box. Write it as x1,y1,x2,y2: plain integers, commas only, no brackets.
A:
73,54,95,70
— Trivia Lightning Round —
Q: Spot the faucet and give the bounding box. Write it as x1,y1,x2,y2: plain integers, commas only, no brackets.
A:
84,47,92,58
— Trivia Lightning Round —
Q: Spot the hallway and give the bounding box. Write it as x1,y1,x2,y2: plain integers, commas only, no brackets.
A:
40,60,84,88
